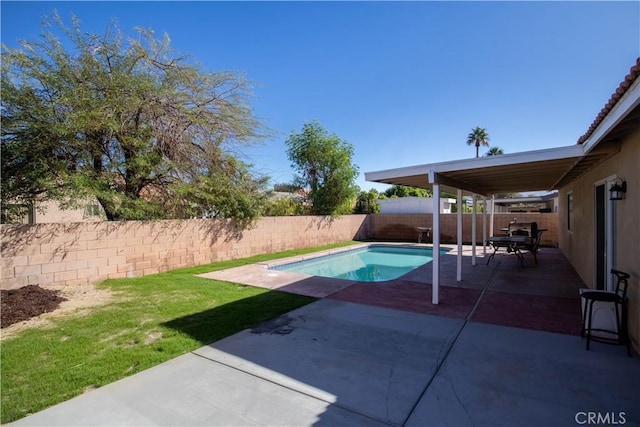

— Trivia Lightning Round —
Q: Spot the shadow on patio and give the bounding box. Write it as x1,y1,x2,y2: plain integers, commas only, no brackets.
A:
17,244,637,427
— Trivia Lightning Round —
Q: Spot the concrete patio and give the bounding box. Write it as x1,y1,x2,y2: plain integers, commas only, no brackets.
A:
12,244,640,426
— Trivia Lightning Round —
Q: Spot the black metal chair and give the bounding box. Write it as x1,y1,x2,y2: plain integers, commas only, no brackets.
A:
417,227,431,243
581,269,631,355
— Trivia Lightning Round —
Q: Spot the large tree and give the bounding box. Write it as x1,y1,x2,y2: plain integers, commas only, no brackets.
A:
466,126,490,158
1,14,269,221
285,121,359,215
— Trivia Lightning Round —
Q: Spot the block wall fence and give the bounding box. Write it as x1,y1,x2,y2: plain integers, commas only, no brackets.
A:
0,216,369,290
370,212,558,247
1,213,558,290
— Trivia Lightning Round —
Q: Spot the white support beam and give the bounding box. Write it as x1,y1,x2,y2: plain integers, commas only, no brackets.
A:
482,197,487,257
490,195,495,237
432,183,441,305
457,189,463,282
471,194,477,266
428,171,490,197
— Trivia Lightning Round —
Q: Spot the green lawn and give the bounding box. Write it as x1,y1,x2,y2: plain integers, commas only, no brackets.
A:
0,241,357,424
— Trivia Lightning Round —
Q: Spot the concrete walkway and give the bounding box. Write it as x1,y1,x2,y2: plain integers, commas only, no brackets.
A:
12,246,640,426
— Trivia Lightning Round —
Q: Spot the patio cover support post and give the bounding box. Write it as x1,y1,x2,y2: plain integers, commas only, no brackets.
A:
432,183,440,305
482,197,487,257
472,193,477,266
490,195,495,238
457,189,463,282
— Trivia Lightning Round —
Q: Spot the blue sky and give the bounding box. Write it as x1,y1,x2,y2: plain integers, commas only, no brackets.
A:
2,1,639,191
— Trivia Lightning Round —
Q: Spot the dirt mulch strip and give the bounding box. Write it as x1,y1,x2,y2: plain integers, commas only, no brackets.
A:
1,285,67,328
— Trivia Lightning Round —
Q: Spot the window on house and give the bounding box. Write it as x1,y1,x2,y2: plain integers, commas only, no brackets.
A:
84,204,101,217
567,192,573,231
1,204,34,224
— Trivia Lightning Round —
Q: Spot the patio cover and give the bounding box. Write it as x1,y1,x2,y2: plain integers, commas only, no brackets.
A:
365,60,640,306
365,143,618,305
365,143,617,197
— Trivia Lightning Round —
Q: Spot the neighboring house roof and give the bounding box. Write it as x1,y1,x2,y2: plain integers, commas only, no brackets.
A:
493,192,558,205
365,58,640,196
270,191,307,200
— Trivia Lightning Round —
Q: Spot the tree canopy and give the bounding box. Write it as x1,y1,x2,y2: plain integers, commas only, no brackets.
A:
382,185,431,198
354,189,380,214
466,126,490,158
272,182,303,193
285,121,359,215
485,146,504,156
262,195,307,217
1,14,269,222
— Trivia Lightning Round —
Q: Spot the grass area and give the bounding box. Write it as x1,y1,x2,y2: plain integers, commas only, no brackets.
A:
0,241,358,424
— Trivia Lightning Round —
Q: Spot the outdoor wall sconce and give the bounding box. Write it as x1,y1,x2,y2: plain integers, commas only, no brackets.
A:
609,178,627,201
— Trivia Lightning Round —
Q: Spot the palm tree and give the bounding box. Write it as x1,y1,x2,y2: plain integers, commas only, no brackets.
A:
485,146,504,156
466,127,490,158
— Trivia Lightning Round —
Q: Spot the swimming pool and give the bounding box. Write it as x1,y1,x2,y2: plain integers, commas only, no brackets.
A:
270,245,445,282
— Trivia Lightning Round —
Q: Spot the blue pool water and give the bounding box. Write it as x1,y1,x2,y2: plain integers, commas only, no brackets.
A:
270,245,445,282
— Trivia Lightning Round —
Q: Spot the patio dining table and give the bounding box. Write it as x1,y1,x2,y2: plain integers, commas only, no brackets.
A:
486,235,529,266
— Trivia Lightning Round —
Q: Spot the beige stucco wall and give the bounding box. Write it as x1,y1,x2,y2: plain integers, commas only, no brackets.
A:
34,199,106,223
1,215,369,290
558,129,640,352
369,212,558,246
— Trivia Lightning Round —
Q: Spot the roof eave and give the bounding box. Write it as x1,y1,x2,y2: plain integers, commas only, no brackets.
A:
581,75,640,154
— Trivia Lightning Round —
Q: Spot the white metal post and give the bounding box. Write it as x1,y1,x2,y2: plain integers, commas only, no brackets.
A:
482,196,487,257
432,183,440,305
472,193,477,266
490,195,495,237
457,189,462,282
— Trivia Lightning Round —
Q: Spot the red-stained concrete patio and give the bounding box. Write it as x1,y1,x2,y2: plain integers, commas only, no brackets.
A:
200,243,585,336
330,247,584,336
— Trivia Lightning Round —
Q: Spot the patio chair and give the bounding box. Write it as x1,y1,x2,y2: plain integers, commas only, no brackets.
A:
580,269,631,356
417,227,431,243
509,221,543,264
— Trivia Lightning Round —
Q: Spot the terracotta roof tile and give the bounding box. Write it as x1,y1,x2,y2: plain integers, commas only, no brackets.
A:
577,57,640,145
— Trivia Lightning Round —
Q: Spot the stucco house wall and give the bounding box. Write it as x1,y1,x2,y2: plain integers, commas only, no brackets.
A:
377,197,457,214
34,199,106,223
558,128,640,351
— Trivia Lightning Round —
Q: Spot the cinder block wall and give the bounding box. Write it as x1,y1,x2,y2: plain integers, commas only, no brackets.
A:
368,213,558,246
1,212,557,290
0,216,369,290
